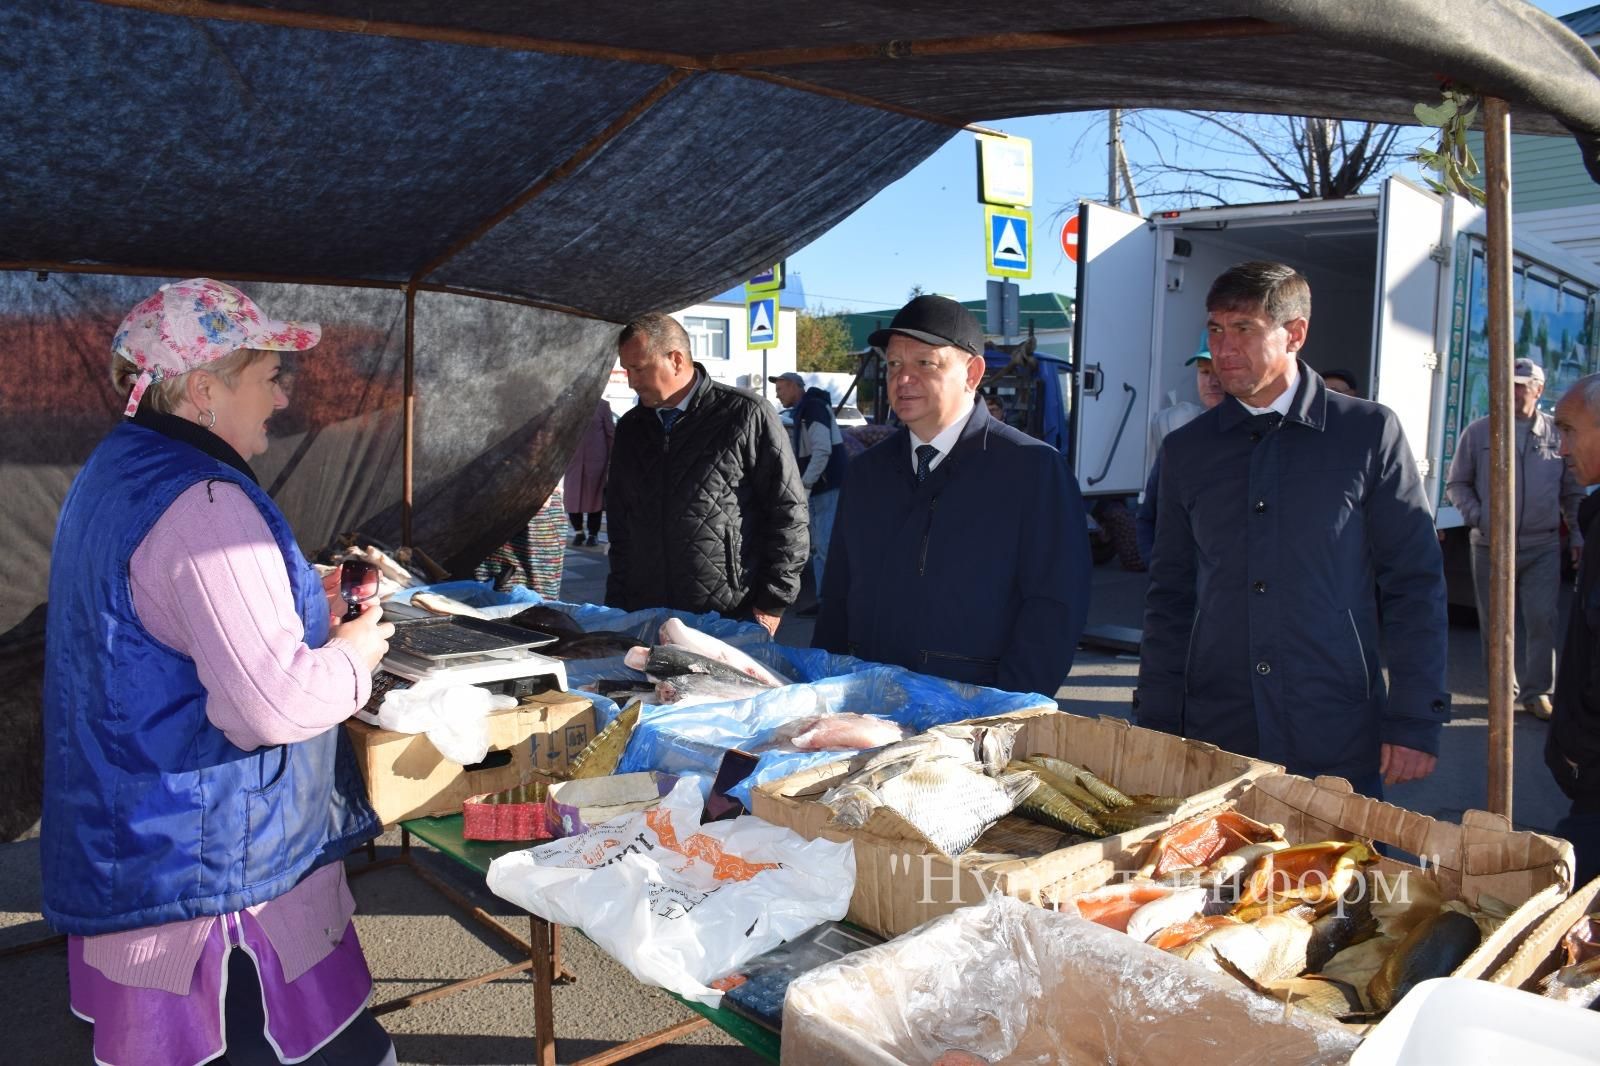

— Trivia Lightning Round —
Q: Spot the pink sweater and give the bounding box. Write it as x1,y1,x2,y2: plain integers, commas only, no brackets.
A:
79,481,371,992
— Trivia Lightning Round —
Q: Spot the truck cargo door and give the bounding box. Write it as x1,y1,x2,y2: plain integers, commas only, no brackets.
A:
1371,176,1448,510
1072,201,1156,496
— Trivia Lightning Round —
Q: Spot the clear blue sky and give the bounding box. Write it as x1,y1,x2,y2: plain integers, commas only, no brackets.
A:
788,0,1587,314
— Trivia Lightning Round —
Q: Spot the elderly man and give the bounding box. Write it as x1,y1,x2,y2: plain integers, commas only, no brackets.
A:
605,313,808,633
1136,262,1449,793
812,295,1091,695
1550,374,1600,884
1446,356,1582,720
770,370,848,610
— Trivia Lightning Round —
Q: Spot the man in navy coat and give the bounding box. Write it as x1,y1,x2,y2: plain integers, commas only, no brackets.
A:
812,295,1091,696
1135,262,1448,791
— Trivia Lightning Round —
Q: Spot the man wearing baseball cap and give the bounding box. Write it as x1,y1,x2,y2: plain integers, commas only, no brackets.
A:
812,295,1092,695
770,371,849,612
1447,355,1583,720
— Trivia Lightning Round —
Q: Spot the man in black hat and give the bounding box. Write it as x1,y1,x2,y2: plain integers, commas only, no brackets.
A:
812,295,1092,695
770,370,849,615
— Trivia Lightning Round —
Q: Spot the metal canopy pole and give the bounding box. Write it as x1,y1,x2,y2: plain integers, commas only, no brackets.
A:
402,285,416,549
1483,96,1515,819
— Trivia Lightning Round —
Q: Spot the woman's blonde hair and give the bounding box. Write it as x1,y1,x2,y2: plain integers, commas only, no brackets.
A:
111,347,273,415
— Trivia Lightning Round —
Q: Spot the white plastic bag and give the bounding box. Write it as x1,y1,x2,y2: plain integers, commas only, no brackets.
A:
356,680,514,765
486,777,854,1006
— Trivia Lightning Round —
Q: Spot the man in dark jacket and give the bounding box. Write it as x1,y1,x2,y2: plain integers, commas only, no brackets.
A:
1549,374,1600,884
605,313,808,633
813,295,1092,696
771,371,848,612
1136,262,1449,792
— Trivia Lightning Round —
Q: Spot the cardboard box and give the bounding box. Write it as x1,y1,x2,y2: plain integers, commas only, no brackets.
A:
1047,773,1575,994
1490,873,1600,992
750,709,1277,937
347,689,595,826
781,896,1361,1065
525,688,596,776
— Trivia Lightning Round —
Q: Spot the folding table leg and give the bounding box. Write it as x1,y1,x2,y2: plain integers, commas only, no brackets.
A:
531,915,558,1066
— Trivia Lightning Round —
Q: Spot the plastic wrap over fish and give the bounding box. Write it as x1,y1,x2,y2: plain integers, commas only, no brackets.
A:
781,895,1362,1065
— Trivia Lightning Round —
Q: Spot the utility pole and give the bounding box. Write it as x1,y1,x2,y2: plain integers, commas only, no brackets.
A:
1107,109,1142,215
1108,108,1123,208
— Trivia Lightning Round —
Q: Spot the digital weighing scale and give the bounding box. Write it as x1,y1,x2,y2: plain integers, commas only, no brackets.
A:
365,606,570,709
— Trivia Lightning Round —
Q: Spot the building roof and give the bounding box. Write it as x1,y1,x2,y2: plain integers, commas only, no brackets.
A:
1563,4,1600,39
841,292,1072,351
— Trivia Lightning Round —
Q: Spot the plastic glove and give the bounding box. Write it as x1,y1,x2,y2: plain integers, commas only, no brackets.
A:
359,681,515,765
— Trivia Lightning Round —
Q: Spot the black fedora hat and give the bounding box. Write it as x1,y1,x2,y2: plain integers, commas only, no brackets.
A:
868,295,983,356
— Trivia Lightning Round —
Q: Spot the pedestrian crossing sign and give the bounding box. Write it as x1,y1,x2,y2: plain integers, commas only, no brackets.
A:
984,204,1033,279
747,295,778,350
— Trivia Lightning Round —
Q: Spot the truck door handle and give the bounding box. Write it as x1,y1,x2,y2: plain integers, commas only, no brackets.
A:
1081,364,1102,398
1087,382,1138,487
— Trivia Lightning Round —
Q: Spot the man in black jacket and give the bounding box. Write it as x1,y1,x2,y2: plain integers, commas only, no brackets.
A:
812,296,1091,695
605,313,808,634
1549,374,1600,884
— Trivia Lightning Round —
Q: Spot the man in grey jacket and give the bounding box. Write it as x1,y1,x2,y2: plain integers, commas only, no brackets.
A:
1446,357,1584,720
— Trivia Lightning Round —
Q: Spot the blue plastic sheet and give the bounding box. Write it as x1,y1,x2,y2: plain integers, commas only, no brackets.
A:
610,665,1057,807
390,583,1052,809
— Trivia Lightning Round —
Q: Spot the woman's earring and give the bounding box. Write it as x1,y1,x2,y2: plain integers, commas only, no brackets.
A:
204,409,216,429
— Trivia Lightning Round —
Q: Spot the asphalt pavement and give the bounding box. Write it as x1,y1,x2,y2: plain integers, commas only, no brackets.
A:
0,543,1574,1064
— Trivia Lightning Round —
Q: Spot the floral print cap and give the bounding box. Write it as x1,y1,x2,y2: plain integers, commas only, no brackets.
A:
113,278,321,417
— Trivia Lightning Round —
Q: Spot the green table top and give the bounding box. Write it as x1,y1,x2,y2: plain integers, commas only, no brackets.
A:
399,814,782,1063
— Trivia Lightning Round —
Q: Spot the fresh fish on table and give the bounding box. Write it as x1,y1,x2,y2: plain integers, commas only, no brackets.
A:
1366,909,1481,1012
654,672,772,705
548,632,640,660
779,713,907,752
506,605,584,637
643,645,778,687
658,617,792,686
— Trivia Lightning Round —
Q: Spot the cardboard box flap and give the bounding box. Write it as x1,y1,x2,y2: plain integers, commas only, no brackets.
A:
1491,874,1600,991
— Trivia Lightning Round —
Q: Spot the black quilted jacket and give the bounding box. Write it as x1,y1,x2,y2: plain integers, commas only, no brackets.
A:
604,367,809,616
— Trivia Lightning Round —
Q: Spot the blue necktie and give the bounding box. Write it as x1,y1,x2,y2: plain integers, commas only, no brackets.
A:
915,444,939,483
658,408,680,433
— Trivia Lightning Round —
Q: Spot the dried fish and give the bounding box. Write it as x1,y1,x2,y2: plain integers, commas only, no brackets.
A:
1173,913,1314,985
1233,841,1372,913
1367,909,1481,1012
1539,914,1600,1008
1026,756,1134,808
1020,757,1112,814
822,755,1037,857
1136,810,1286,879
1007,762,1106,835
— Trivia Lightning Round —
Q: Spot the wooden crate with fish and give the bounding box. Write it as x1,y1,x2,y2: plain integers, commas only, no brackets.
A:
1489,873,1600,1008
1047,772,1574,1029
749,708,1277,938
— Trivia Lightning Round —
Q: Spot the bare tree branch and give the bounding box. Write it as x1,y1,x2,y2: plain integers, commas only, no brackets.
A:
1117,110,1418,210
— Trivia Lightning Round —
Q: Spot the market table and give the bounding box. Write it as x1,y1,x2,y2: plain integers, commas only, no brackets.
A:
356,814,780,1065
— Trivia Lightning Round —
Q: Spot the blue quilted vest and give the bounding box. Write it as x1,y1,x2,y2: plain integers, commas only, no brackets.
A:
41,422,379,936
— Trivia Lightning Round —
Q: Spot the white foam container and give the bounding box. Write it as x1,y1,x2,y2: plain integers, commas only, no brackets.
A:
1350,977,1600,1066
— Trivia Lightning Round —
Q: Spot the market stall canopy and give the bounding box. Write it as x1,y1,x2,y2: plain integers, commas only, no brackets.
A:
4,0,1600,314
2,0,1600,635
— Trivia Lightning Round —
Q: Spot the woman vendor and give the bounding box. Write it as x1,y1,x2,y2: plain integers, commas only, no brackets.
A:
41,279,396,1065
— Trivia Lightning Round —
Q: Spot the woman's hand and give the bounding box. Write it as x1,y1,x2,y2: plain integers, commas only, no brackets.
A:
330,601,394,673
